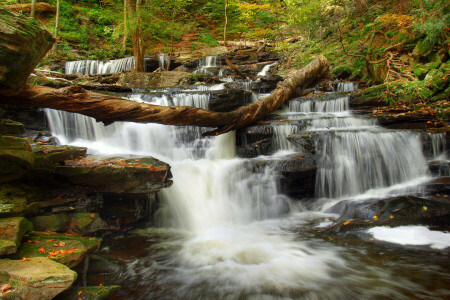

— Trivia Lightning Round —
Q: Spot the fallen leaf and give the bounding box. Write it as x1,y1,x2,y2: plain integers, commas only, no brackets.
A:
422,206,428,211
373,216,378,220
78,291,83,295
0,284,13,293
343,221,351,225
53,243,59,247
390,215,394,219
38,247,46,254
99,284,103,289
27,240,39,243
22,257,30,262
59,241,66,247
90,214,95,218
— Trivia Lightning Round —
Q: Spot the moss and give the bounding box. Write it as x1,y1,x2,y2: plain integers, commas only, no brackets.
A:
60,285,121,300
332,65,353,79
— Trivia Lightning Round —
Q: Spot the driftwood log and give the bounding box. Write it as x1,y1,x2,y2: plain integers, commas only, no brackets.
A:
0,55,329,136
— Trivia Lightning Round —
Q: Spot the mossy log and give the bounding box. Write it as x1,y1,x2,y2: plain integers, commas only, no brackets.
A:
3,2,56,14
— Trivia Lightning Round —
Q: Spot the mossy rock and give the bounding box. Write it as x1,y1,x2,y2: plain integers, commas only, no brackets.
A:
0,217,33,255
0,257,77,300
332,65,353,79
30,214,71,233
13,231,100,268
56,285,121,300
0,119,25,136
0,7,55,96
32,144,87,168
0,136,32,151
67,213,108,235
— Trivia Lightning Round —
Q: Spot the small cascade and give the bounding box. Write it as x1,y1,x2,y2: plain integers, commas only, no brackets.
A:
329,82,359,92
429,132,448,159
158,53,169,69
65,57,136,75
289,96,349,113
315,130,428,199
193,55,221,75
257,63,277,77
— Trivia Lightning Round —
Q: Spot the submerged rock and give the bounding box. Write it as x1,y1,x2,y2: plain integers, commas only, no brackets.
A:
0,257,77,299
327,196,450,233
13,231,100,268
0,217,32,255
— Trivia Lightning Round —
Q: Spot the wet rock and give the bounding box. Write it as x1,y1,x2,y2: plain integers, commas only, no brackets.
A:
237,125,273,146
56,285,121,300
287,133,318,155
236,138,273,158
118,71,216,89
67,213,108,235
28,130,59,145
0,183,32,216
0,257,77,299
0,217,32,255
13,231,100,268
0,104,48,131
428,161,450,177
54,156,172,194
209,89,252,112
327,196,450,233
254,75,283,91
32,144,87,168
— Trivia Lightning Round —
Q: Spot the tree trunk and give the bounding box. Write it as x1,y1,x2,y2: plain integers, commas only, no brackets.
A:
30,0,36,18
52,0,60,53
223,0,228,47
0,56,329,136
4,2,55,14
122,0,128,52
128,0,144,72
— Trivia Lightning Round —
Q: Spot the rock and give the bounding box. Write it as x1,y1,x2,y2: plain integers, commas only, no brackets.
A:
0,257,77,299
0,184,31,216
0,119,25,136
30,214,71,233
118,71,217,89
209,89,252,112
237,124,274,146
1,104,48,131
13,231,100,268
287,133,318,155
255,75,283,91
0,217,33,255
32,144,87,168
428,161,450,177
67,213,108,235
236,138,273,158
0,7,55,96
327,196,450,233
54,156,172,193
56,285,121,300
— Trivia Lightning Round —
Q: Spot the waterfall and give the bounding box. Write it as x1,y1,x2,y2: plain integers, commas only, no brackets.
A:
193,55,221,75
65,56,136,75
257,62,277,77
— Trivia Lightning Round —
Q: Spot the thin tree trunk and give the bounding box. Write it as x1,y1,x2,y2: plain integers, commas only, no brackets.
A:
30,0,36,18
122,0,128,52
0,56,329,136
167,8,175,71
51,0,60,52
129,0,144,72
223,0,228,47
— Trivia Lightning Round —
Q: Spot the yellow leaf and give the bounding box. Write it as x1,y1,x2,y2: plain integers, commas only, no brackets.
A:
423,206,428,211
343,221,351,225
390,215,394,219
373,216,378,220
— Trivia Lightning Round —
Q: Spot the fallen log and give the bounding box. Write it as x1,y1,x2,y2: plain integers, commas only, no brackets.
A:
3,2,55,14
0,55,329,136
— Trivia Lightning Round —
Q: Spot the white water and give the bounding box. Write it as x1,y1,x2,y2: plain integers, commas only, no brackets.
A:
257,62,277,77
193,55,221,75
44,81,447,298
65,56,136,75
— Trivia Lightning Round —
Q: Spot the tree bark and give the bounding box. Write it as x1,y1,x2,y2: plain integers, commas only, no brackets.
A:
54,0,60,38
30,0,36,18
128,0,144,72
122,0,128,52
0,56,329,136
223,0,228,47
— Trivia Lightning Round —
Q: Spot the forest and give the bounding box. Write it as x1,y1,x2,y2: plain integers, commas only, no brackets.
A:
0,0,448,299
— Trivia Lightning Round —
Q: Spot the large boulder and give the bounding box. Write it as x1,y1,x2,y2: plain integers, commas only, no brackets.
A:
0,136,35,183
0,257,77,299
0,217,32,255
0,7,55,96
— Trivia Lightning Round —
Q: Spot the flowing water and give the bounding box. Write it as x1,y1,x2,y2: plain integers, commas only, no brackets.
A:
45,72,449,299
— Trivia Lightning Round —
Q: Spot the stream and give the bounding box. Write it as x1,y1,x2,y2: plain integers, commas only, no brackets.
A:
45,57,450,299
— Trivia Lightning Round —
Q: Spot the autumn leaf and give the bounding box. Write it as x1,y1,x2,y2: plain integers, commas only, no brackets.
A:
38,247,46,254
373,216,378,220
343,221,351,225
21,257,30,262
27,240,39,243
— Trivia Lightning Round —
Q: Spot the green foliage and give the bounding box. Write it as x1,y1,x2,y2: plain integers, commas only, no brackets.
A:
198,31,219,47
411,0,450,47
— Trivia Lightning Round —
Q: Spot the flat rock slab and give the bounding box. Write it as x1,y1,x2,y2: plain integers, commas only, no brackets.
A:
0,217,32,255
54,156,173,193
13,231,100,268
0,257,76,300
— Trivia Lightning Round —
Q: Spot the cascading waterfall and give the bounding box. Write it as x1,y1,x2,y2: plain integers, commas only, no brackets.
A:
193,55,221,75
44,79,448,298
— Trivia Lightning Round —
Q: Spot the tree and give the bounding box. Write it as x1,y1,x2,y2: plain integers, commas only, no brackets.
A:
122,0,128,51
224,0,228,46
30,0,36,18
127,0,144,72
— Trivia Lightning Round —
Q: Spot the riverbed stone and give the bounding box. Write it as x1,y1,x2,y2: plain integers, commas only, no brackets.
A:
0,217,32,255
13,231,100,268
0,257,77,299
32,144,87,168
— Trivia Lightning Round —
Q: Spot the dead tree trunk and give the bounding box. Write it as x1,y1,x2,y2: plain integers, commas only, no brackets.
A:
0,56,329,136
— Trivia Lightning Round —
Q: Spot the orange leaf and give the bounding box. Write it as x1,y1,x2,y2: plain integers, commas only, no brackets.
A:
53,243,59,247
48,250,60,256
38,247,46,254
78,291,83,295
22,257,30,262
27,240,39,243
343,221,351,225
